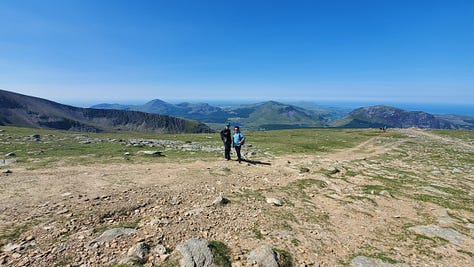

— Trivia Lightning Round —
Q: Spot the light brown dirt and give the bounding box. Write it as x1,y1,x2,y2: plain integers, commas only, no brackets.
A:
0,129,473,266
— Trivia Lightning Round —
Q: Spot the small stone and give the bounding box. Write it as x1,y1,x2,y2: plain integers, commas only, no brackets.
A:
325,166,339,174
266,197,283,206
299,167,310,173
5,152,16,157
2,243,21,252
379,190,392,197
211,195,229,206
128,242,150,260
12,253,22,259
89,228,137,246
137,150,163,156
56,209,69,215
151,244,167,256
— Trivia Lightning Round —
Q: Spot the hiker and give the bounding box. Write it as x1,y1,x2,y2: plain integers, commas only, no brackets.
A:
233,126,246,163
220,123,232,160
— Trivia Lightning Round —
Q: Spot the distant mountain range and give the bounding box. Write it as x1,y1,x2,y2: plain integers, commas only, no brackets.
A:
330,105,469,129
92,99,473,130
0,89,212,133
1,89,472,132
92,100,335,130
94,100,230,123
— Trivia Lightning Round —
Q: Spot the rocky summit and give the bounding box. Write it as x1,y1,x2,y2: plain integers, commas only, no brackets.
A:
0,127,473,266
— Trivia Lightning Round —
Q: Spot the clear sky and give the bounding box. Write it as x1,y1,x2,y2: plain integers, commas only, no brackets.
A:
0,0,473,106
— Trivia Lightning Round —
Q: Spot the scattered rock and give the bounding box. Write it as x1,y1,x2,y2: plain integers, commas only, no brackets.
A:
418,186,449,196
5,152,16,157
0,159,16,166
51,245,66,254
2,243,21,252
29,134,41,141
379,190,392,197
151,244,167,256
299,167,310,173
247,244,279,267
277,230,293,238
175,238,214,267
351,256,409,267
409,225,469,247
137,150,164,156
325,166,339,174
211,195,229,206
2,169,12,174
128,242,150,260
56,209,70,215
266,197,283,206
11,253,22,259
89,228,137,246
184,208,204,216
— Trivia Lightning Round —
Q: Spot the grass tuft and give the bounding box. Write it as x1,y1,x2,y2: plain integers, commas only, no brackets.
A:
208,240,231,267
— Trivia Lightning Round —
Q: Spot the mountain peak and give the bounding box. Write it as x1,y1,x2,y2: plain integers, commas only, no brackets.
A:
336,105,457,129
0,89,213,133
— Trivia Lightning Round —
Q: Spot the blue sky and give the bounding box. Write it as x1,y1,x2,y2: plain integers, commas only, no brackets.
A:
0,0,473,107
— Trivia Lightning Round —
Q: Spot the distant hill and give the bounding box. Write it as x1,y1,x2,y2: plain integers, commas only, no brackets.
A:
434,114,474,130
93,100,329,130
0,89,212,133
226,101,327,130
93,100,232,123
287,101,352,120
331,105,462,129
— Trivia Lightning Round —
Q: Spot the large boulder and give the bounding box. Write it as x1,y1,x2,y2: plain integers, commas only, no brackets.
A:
175,238,214,267
247,245,279,267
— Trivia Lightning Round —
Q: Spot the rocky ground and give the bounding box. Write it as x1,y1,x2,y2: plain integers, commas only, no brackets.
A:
0,128,473,266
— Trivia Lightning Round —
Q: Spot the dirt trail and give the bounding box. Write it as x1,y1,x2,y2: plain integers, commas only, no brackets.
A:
401,127,474,149
325,136,389,162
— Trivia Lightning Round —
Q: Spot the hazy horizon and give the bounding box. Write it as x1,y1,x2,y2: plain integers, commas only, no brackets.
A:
56,97,473,116
1,1,473,107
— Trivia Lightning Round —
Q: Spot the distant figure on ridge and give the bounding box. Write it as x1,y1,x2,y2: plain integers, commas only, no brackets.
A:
233,126,246,163
220,123,232,160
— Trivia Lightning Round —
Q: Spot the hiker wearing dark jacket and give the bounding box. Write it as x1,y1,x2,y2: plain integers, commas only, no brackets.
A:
220,124,232,160
232,126,245,163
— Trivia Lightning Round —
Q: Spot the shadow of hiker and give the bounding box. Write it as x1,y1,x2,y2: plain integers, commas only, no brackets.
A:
241,159,271,166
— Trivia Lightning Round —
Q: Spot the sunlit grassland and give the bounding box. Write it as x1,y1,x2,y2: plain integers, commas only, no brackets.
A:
0,126,385,169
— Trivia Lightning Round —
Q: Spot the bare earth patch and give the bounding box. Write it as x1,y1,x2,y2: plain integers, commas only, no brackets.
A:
0,128,473,266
